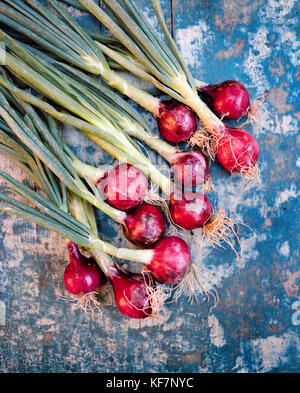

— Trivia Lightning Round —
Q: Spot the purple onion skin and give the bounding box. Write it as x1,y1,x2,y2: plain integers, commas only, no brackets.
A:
199,80,250,120
171,150,210,187
64,242,104,295
169,190,211,230
123,203,165,247
107,266,153,319
216,126,260,173
156,99,197,143
96,171,109,184
102,164,148,211
147,236,191,285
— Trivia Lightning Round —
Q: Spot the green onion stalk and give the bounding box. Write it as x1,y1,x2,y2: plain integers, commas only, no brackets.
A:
0,83,127,223
56,61,213,192
60,0,253,126
0,81,173,247
0,0,207,153
0,35,239,249
0,31,174,192
73,0,226,141
0,0,171,129
0,110,108,310
0,152,168,320
0,97,193,315
0,0,213,190
0,0,259,180
51,0,208,91
74,0,260,178
2,0,251,134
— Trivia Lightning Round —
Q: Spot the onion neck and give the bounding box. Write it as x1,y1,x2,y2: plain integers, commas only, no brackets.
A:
68,198,123,279
194,79,209,89
72,157,109,185
188,94,226,138
66,240,81,265
101,68,160,115
89,237,154,273
172,74,226,138
89,241,116,276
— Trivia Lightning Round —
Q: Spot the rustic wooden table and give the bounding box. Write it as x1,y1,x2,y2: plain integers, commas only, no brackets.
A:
0,0,299,373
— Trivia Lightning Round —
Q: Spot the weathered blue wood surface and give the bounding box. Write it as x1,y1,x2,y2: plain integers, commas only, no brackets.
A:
0,0,299,373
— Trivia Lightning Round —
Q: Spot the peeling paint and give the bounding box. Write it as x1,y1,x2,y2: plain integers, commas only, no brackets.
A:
0,301,5,326
267,85,295,114
251,331,299,372
215,39,245,60
278,241,290,258
274,184,299,210
208,315,226,348
282,271,300,299
175,21,214,68
215,0,264,31
243,26,271,94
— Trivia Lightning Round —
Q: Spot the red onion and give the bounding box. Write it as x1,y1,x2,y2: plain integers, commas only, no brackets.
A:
168,189,235,247
64,242,104,295
156,99,197,143
170,150,210,187
169,190,211,230
94,235,192,287
216,126,260,174
102,163,148,211
191,123,259,178
72,160,166,247
123,203,165,247
95,236,192,287
188,80,260,178
145,236,191,285
107,265,153,319
198,80,250,120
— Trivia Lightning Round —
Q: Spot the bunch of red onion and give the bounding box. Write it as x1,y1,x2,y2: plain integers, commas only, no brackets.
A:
0,2,262,322
95,162,232,245
63,241,155,319
63,236,191,319
154,80,259,179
